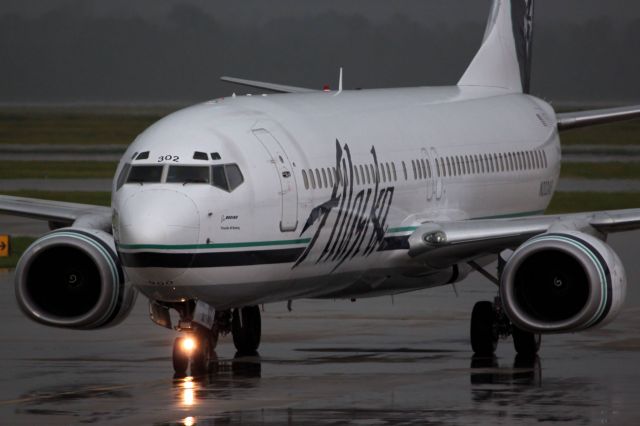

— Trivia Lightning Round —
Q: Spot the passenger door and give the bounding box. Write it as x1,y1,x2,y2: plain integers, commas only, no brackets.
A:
253,129,299,232
430,147,443,200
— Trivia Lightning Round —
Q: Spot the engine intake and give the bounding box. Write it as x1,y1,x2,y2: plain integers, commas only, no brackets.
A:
15,228,136,329
500,231,626,333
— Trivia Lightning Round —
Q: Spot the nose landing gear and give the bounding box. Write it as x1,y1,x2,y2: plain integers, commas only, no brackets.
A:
172,327,218,376
170,304,262,374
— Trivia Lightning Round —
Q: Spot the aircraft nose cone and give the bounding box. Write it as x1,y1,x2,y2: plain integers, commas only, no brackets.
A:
118,190,200,282
119,190,200,247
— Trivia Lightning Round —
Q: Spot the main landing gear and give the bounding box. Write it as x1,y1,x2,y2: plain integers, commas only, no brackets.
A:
470,297,540,357
468,261,541,357
170,303,262,375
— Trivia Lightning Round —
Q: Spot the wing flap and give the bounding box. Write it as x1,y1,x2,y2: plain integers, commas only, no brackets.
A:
220,76,317,94
557,105,640,131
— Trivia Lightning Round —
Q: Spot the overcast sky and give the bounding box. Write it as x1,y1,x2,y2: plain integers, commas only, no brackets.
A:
1,0,639,104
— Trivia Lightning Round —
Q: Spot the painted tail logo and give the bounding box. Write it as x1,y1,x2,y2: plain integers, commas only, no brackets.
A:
294,140,394,271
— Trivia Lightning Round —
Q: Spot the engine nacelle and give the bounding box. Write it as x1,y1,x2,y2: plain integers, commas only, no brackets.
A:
500,231,626,333
15,228,137,329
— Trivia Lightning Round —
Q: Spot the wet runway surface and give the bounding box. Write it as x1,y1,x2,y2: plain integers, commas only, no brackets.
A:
1,232,640,425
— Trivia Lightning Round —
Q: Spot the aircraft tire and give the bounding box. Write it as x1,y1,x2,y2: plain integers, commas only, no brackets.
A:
191,332,214,375
470,301,498,355
512,326,541,357
232,306,261,354
172,337,189,375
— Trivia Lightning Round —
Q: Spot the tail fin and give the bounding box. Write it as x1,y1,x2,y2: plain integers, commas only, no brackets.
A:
458,0,535,94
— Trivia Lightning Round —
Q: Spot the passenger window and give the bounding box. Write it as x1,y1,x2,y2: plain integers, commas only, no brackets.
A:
327,168,334,187
402,161,408,180
370,164,377,183
446,158,451,177
354,166,360,186
127,165,163,183
309,170,316,189
542,151,548,168
385,163,392,182
365,164,371,184
426,160,431,179
416,160,423,180
322,168,328,188
420,159,426,179
315,169,322,188
116,163,131,190
167,166,210,184
302,170,309,189
457,157,462,176
392,162,397,181
381,163,387,182
342,164,349,186
411,160,417,180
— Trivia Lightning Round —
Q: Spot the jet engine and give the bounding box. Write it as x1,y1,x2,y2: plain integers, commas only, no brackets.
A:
500,231,626,333
14,228,136,329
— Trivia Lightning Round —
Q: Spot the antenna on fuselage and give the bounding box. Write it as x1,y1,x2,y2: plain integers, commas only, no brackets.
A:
334,67,343,96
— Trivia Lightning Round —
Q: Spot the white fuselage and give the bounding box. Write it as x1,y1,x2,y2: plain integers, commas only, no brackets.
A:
112,86,560,309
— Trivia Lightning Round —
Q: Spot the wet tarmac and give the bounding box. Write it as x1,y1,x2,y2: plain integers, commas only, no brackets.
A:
1,231,640,425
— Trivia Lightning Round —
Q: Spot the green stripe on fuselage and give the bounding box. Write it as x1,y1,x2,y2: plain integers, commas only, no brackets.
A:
118,210,545,251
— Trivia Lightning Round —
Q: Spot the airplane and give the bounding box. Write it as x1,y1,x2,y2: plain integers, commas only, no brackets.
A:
2,0,640,375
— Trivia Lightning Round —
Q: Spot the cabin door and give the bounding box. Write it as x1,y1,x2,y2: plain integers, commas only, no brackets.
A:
253,128,299,232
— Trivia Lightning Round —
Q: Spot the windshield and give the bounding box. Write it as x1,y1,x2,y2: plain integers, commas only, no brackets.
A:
126,165,163,183
167,166,210,184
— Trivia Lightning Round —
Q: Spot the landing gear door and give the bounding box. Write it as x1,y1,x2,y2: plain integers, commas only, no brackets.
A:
253,129,299,232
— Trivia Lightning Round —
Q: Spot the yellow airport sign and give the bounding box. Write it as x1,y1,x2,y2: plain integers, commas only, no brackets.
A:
0,235,9,257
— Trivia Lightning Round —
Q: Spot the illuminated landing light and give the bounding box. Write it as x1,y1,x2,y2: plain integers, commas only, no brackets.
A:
181,336,197,353
183,416,196,426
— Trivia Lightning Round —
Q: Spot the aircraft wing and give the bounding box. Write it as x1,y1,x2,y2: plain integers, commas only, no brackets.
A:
556,105,640,131
220,76,318,94
406,208,640,267
0,195,112,229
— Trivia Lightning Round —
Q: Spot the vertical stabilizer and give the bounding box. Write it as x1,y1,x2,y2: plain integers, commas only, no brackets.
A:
458,0,535,93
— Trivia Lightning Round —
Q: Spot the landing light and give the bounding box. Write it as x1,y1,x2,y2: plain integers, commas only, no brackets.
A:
181,336,197,353
424,231,447,245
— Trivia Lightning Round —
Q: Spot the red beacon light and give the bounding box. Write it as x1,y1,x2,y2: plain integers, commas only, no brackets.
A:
322,85,331,92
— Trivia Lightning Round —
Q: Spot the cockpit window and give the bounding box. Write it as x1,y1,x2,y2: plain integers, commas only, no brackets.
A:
127,165,163,183
225,164,244,191
116,163,131,190
211,164,244,192
167,166,210,184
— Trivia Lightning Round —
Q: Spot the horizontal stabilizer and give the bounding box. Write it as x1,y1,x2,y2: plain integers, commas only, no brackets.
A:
557,105,640,131
220,76,317,94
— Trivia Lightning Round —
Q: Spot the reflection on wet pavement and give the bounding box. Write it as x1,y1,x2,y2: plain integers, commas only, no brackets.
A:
1,231,640,424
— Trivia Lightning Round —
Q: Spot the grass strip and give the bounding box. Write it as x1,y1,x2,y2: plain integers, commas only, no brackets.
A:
0,111,164,145
1,190,111,206
0,161,117,179
547,191,640,214
560,162,640,180
0,236,36,269
560,120,640,146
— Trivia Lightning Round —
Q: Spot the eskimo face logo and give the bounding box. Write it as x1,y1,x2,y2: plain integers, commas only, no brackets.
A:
294,140,394,272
